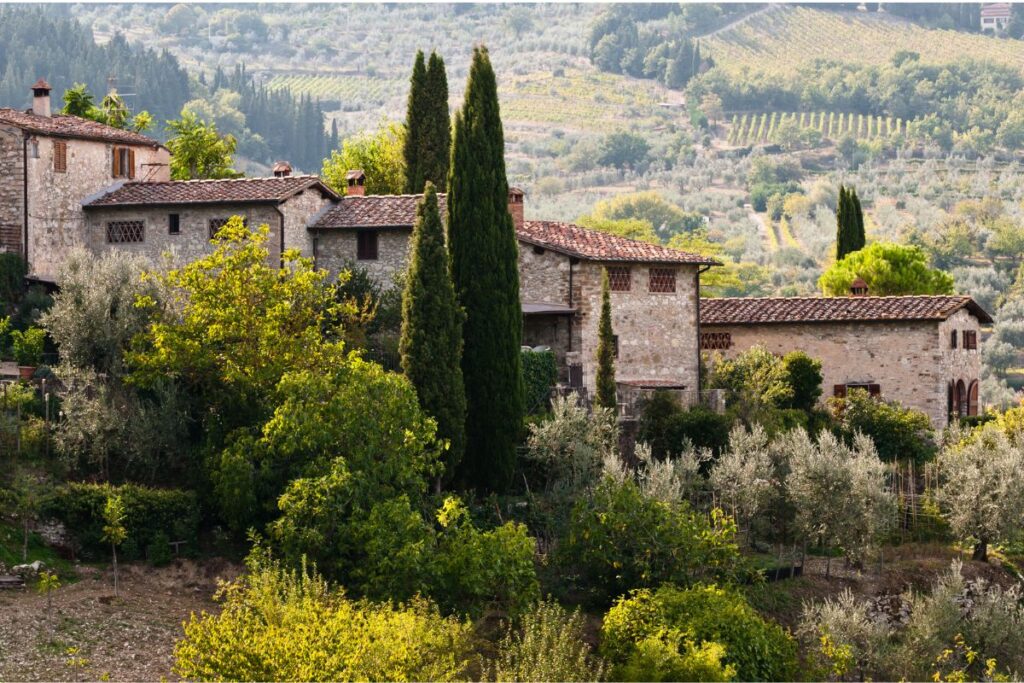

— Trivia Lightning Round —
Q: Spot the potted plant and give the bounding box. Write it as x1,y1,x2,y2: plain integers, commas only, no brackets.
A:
11,327,45,381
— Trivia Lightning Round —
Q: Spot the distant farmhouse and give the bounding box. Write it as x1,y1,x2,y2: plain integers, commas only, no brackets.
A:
0,79,990,420
981,2,1012,32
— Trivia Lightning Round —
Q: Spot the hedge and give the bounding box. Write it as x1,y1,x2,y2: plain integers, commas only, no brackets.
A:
42,482,199,562
522,349,557,415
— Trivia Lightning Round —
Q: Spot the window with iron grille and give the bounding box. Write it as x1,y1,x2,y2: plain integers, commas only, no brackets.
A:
53,141,67,173
700,332,732,350
106,220,144,244
963,330,977,350
607,266,631,291
209,217,243,238
648,267,676,293
357,230,378,260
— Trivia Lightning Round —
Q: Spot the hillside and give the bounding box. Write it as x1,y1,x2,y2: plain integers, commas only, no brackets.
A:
703,5,1024,74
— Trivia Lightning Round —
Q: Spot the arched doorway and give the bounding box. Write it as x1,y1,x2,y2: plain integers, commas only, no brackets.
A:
967,380,979,417
956,379,968,417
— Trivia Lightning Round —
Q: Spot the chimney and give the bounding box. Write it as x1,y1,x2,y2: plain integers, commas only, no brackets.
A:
850,277,869,296
272,161,292,178
30,78,51,118
346,169,366,196
508,186,524,231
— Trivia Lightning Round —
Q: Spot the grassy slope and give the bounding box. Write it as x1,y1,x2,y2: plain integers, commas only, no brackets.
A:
704,5,1024,74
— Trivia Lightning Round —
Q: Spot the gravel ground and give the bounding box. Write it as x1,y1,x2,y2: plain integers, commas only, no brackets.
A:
0,559,240,682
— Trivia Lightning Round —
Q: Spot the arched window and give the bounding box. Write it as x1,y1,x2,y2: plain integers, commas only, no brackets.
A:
968,380,979,417
947,381,955,418
956,380,968,417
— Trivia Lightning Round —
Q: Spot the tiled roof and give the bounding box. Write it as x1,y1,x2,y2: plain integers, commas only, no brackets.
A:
0,108,164,148
519,220,719,265
83,176,339,207
311,194,447,229
701,295,993,325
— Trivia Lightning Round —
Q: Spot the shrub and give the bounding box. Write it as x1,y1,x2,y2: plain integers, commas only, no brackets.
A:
780,351,822,412
558,476,745,605
525,396,615,494
831,389,936,464
522,349,557,415
146,530,173,567
10,327,45,366
615,633,735,682
174,550,474,682
602,584,799,681
491,599,606,682
0,252,28,310
42,483,199,561
638,391,731,461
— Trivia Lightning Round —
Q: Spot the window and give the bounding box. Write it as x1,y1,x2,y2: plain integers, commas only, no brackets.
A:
357,230,378,260
106,220,144,244
950,330,957,349
209,218,232,238
834,383,880,398
168,214,180,235
612,334,619,359
112,146,135,179
607,266,631,291
532,245,545,255
700,332,732,350
963,330,977,350
648,267,676,293
53,141,66,172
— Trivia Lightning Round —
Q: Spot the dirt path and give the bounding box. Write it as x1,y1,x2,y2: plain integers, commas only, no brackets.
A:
0,559,239,682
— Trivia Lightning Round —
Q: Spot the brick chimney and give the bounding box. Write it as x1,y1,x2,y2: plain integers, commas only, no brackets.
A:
31,78,51,118
850,277,869,296
508,186,524,231
346,169,366,196
272,161,292,178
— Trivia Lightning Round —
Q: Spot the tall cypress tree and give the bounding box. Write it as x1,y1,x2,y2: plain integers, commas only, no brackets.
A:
836,184,849,260
849,187,866,254
448,45,524,492
400,182,466,486
595,269,617,410
423,51,451,191
836,185,867,261
403,51,428,194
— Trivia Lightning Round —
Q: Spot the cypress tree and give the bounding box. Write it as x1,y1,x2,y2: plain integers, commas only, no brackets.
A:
403,50,428,194
447,45,524,492
836,185,867,261
595,269,617,410
423,51,451,191
835,184,849,260
400,182,466,486
849,187,866,254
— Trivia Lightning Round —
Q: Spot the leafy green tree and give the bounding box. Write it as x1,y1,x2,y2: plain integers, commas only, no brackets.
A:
166,109,242,180
61,83,98,119
61,83,152,132
399,184,466,486
583,191,704,239
830,389,936,465
819,242,954,296
102,494,127,597
447,46,524,492
403,52,450,194
709,345,794,422
597,131,650,170
36,571,60,633
595,270,617,410
322,121,406,195
576,215,659,244
781,351,823,413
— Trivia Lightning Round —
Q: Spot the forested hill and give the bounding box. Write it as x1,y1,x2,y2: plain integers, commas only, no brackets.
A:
0,6,189,123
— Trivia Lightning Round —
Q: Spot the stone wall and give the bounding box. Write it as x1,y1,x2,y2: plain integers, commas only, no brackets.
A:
84,204,281,266
314,228,411,286
518,243,703,396
280,188,332,256
26,135,169,280
937,307,983,413
0,125,25,255
702,314,983,428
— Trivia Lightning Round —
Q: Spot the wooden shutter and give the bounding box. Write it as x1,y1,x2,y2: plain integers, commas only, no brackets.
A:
128,149,136,179
868,384,881,397
112,147,121,177
968,381,979,416
833,384,847,398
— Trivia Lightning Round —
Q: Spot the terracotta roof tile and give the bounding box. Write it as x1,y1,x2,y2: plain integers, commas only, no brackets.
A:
700,295,993,325
83,176,338,207
0,108,164,148
311,194,446,228
519,220,718,265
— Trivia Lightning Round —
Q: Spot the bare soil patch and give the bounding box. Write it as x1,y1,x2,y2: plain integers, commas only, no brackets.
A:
0,558,239,682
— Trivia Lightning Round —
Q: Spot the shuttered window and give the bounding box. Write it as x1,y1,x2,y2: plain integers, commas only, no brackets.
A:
112,146,135,179
357,230,378,260
53,140,67,173
963,330,977,350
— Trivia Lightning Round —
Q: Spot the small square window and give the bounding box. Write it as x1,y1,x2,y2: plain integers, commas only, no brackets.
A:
168,214,180,235
106,220,144,243
607,266,631,291
357,230,378,260
648,267,676,293
53,141,66,172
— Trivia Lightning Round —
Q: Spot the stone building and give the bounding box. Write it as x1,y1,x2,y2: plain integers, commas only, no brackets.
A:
82,175,338,265
0,80,171,280
699,294,992,427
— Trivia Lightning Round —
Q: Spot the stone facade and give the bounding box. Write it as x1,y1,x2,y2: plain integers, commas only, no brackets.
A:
314,228,412,286
0,125,25,256
26,134,169,279
702,310,983,428
519,243,703,397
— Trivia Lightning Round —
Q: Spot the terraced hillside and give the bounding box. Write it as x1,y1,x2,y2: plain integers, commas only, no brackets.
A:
704,5,1024,73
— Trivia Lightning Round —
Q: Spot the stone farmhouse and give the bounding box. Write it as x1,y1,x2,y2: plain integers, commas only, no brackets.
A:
699,294,991,428
0,79,994,416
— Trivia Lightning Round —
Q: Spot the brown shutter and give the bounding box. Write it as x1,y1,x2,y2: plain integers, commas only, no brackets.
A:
833,384,847,398
128,149,136,179
868,384,881,398
112,147,121,177
968,381,979,416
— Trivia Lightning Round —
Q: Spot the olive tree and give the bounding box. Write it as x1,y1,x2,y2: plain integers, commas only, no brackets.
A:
709,425,775,543
936,426,1024,562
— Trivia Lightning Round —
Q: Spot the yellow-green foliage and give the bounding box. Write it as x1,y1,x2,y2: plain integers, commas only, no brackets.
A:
491,599,606,682
174,552,475,682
